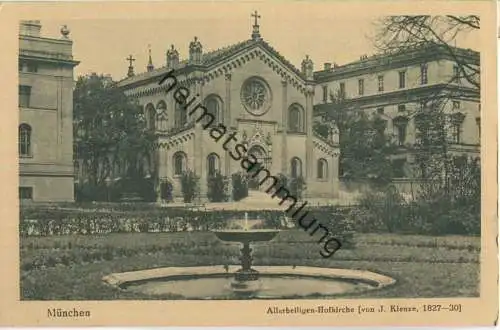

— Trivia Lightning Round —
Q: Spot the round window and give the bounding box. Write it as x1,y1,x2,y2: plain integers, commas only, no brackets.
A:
240,78,271,116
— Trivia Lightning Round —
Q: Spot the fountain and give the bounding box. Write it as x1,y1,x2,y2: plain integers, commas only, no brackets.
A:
102,192,396,299
212,212,279,294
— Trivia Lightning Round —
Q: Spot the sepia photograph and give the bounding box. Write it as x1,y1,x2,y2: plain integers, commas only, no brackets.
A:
2,0,497,326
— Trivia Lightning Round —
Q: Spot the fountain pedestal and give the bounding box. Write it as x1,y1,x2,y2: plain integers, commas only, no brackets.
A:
234,242,259,282
212,229,279,293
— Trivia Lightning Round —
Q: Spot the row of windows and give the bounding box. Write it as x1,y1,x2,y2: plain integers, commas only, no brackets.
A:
172,151,329,180
290,157,328,179
391,113,467,146
322,64,430,102
19,113,475,162
375,100,462,115
19,119,473,164
145,98,307,133
144,97,222,130
389,154,476,179
323,64,466,102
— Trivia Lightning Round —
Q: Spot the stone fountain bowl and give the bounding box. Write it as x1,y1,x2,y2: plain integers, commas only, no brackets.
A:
212,229,279,243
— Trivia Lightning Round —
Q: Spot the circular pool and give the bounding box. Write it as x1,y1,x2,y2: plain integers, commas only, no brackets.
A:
103,265,395,299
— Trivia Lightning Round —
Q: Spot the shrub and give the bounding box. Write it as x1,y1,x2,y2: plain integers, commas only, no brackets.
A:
180,170,199,203
354,185,408,233
273,173,288,198
161,179,174,202
75,177,157,203
116,177,156,202
75,183,108,202
289,175,306,200
232,172,248,201
309,208,356,249
207,171,228,202
352,179,480,236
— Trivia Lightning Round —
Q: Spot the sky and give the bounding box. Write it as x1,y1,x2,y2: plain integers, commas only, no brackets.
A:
38,7,480,81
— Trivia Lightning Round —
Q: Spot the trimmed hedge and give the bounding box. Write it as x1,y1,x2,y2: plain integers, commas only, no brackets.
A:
19,205,355,248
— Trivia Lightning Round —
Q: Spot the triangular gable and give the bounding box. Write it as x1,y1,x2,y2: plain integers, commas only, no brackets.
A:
201,40,309,95
202,39,306,81
117,38,309,92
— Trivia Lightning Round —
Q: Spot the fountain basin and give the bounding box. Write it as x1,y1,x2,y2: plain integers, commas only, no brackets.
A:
212,229,279,243
103,266,396,299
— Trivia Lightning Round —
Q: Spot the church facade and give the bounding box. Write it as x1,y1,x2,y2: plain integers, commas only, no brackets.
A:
117,18,340,200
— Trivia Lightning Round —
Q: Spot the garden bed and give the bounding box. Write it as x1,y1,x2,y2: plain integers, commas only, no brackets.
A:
20,231,480,300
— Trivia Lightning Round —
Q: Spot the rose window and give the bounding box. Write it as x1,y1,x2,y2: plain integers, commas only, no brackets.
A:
241,78,271,116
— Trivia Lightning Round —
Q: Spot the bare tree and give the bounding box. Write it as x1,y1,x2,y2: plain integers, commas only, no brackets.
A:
374,15,480,88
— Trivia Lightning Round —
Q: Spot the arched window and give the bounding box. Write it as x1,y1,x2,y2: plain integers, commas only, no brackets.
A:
207,153,220,176
145,103,156,130
156,100,168,130
290,157,302,178
204,96,221,127
288,105,303,132
175,103,187,128
173,151,186,175
19,124,32,157
317,158,328,179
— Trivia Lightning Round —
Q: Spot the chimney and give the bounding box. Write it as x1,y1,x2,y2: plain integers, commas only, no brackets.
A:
20,20,42,37
324,63,332,70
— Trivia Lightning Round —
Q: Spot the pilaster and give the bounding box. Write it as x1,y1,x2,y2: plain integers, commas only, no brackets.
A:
305,85,314,189
225,73,232,127
167,88,175,130
154,147,161,203
225,73,233,200
331,151,340,198
281,78,288,174
194,78,206,200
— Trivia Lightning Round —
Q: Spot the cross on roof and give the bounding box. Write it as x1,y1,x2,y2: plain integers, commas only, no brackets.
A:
126,55,135,67
251,10,261,26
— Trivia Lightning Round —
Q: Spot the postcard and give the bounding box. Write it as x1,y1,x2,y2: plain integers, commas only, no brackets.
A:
0,0,497,326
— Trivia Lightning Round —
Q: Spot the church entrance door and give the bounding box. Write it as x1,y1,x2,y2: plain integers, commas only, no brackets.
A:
247,144,270,190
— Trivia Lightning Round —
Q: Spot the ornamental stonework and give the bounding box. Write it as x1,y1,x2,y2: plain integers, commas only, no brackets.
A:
240,77,272,116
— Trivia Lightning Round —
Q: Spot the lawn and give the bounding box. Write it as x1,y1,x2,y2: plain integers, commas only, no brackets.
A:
20,230,480,300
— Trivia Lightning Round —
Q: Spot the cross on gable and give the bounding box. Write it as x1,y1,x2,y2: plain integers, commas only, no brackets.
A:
126,55,136,67
251,10,261,26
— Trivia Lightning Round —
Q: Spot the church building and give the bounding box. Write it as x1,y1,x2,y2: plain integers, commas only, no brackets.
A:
117,13,341,200
117,12,480,201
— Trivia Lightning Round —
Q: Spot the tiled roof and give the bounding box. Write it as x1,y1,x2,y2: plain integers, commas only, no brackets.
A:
117,38,305,88
258,40,304,78
314,44,479,81
116,39,254,87
200,39,255,65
